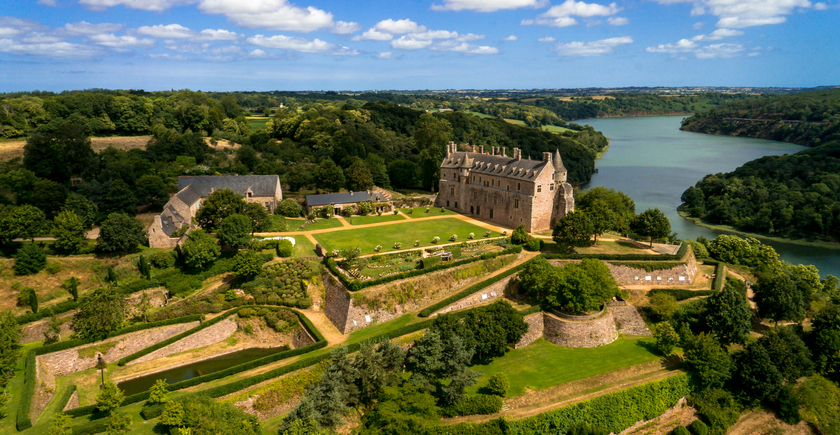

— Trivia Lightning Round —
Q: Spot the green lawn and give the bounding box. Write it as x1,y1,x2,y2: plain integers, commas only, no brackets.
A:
312,218,500,255
292,236,317,257
345,214,407,225
463,110,496,119
542,125,573,133
399,206,458,218
282,218,343,231
468,336,659,397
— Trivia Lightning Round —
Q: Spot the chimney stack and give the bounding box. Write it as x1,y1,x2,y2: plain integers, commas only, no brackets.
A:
480,145,484,154
513,148,521,161
502,147,507,157
543,152,552,163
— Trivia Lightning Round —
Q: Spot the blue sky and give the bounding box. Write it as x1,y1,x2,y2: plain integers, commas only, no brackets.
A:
1,0,837,91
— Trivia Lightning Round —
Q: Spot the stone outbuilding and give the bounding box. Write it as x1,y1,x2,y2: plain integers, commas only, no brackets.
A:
304,190,390,215
148,175,282,248
435,142,574,232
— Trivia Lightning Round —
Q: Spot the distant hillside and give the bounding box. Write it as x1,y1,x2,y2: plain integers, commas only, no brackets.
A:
680,88,840,146
681,141,840,243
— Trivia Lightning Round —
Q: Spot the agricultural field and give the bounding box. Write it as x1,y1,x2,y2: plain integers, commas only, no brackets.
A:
312,218,501,255
246,116,270,131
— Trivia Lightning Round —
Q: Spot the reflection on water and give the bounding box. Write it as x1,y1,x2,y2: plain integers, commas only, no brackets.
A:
117,345,288,396
578,115,839,277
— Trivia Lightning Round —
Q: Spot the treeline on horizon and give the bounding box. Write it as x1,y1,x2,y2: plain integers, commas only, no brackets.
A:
679,88,840,147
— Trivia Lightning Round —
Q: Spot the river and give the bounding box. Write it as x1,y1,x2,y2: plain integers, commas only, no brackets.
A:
577,115,840,278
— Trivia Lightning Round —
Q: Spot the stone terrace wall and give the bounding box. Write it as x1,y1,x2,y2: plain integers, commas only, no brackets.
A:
38,322,197,377
131,319,236,365
515,313,544,349
611,306,652,336
543,311,618,348
431,275,515,317
323,273,352,334
548,249,698,286
292,327,315,348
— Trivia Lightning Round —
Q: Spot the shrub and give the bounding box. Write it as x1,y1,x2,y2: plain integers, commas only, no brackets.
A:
45,261,62,274
486,373,509,397
672,426,691,435
441,395,503,417
276,240,293,257
420,257,441,269
690,389,741,435
688,419,709,435
276,198,303,217
149,250,176,268
525,238,542,251
17,287,34,307
511,224,529,245
14,243,47,275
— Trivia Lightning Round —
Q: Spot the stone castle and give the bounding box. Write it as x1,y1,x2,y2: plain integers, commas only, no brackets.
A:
435,142,574,232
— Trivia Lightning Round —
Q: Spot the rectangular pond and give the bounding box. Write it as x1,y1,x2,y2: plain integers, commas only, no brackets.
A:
117,345,289,396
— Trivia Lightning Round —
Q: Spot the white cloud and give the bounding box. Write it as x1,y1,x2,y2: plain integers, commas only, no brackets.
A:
651,0,817,28
88,33,156,49
391,36,433,50
332,21,361,34
38,0,58,6
694,43,743,58
353,28,394,41
136,24,195,39
376,51,400,59
198,0,336,33
164,41,210,53
0,38,100,58
196,29,238,41
79,0,194,12
248,49,267,58
523,0,621,27
607,17,629,25
748,51,760,56
430,0,548,12
247,34,334,53
504,35,518,41
409,30,459,39
703,28,744,40
374,19,427,34
0,17,45,38
61,21,124,36
538,36,556,42
554,35,632,56
430,40,499,54
20,32,63,44
814,2,828,9
692,21,705,29
646,38,698,53
147,53,187,60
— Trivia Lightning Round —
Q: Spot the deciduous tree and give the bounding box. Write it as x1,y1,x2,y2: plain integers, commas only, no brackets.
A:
217,213,252,249
181,229,220,269
684,332,732,391
631,208,671,247
72,286,126,339
53,210,87,253
552,210,594,253
194,188,246,231
97,213,147,254
705,281,753,345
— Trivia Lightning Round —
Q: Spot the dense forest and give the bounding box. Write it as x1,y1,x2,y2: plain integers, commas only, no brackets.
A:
517,93,756,121
680,88,840,146
681,141,840,242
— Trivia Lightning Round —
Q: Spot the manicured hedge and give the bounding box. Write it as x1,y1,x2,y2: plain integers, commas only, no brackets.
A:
434,374,692,434
327,246,523,292
70,417,109,435
648,288,717,301
57,384,78,411
420,256,442,269
16,315,200,429
544,243,688,262
419,260,531,317
441,394,504,417
140,402,166,420
712,263,726,292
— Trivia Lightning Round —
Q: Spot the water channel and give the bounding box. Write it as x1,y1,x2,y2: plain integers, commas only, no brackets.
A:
117,345,289,396
577,115,840,278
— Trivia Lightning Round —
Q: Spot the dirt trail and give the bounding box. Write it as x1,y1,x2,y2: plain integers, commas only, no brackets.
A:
727,270,757,310
445,360,684,424
726,410,813,435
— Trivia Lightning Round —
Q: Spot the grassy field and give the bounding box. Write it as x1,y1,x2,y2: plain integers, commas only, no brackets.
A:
276,217,343,231
312,218,500,255
399,206,458,218
292,237,317,257
468,336,660,397
542,125,573,133
246,117,270,131
463,110,496,119
345,214,407,225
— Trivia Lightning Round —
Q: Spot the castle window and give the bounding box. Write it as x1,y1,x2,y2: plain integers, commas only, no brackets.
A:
517,182,521,191
450,187,454,195
514,198,519,209
494,196,497,205
550,183,555,191
447,200,450,206
537,185,542,193
507,184,510,191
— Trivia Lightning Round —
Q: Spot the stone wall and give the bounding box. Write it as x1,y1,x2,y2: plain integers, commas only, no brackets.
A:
515,313,544,349
37,322,197,377
292,326,315,349
611,306,652,336
322,273,352,333
430,275,515,316
548,248,698,286
543,311,619,348
20,311,75,344
62,390,79,412
130,319,236,365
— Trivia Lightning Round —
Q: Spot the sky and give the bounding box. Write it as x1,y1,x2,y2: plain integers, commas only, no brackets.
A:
1,0,838,92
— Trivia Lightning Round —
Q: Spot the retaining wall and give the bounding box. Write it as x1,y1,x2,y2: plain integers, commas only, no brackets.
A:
515,313,544,349
130,319,236,365
543,311,619,348
548,248,698,286
431,275,515,316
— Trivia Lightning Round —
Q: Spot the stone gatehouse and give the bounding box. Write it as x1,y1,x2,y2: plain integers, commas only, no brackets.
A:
435,142,574,233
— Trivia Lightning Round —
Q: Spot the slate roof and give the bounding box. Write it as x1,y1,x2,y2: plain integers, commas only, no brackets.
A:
306,191,388,207
159,205,188,237
441,152,551,180
175,185,201,206
177,175,280,198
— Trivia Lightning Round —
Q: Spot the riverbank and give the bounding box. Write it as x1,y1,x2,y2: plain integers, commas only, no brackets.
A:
678,210,840,250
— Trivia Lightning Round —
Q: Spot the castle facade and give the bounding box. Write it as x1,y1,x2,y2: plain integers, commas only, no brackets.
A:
435,142,573,232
